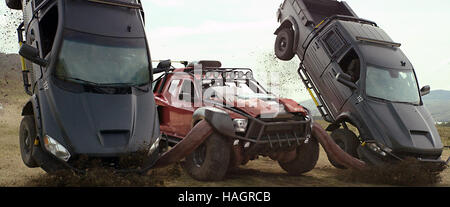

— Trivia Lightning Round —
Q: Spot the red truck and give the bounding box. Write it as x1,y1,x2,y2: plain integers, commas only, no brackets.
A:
152,60,318,181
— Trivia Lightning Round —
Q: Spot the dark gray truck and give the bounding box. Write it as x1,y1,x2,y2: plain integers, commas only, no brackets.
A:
6,0,161,173
274,0,448,167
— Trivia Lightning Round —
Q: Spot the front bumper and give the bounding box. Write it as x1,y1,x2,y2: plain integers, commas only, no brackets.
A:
357,145,449,167
33,144,160,174
234,116,312,155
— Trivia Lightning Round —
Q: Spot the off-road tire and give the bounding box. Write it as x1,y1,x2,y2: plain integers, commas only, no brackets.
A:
5,0,22,10
183,132,231,181
328,128,360,169
275,28,295,61
278,137,319,175
19,116,38,168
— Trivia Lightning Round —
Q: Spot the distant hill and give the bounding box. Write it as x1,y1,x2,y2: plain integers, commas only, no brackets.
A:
300,90,450,122
423,90,450,122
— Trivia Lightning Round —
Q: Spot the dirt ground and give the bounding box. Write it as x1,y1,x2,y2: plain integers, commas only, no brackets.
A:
0,62,449,187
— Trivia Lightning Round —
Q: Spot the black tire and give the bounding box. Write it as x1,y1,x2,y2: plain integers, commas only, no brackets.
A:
183,133,231,181
5,0,22,10
19,116,38,168
275,27,295,61
328,128,360,169
278,137,319,176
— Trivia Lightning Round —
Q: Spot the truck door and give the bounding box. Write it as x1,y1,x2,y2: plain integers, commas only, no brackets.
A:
319,28,356,117
172,79,199,138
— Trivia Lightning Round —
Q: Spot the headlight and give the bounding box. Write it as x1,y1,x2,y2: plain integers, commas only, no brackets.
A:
367,142,389,157
233,119,248,133
43,135,71,162
149,135,162,155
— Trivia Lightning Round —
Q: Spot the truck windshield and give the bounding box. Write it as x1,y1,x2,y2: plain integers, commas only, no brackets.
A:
365,65,420,104
55,30,150,86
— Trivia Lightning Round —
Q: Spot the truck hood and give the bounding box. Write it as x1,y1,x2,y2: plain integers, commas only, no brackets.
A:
363,100,443,156
44,83,159,156
218,94,307,118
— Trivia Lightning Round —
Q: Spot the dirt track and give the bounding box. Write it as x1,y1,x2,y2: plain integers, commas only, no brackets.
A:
0,62,449,187
0,96,449,187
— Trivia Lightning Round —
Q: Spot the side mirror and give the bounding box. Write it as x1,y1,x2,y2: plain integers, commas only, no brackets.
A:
153,60,172,74
336,73,357,90
420,85,431,96
157,60,172,69
19,44,47,67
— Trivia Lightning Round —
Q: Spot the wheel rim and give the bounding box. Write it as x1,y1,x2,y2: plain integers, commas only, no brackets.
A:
193,144,207,167
279,37,287,52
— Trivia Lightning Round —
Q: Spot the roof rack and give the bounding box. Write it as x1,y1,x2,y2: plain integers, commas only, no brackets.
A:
356,36,401,48
185,68,254,81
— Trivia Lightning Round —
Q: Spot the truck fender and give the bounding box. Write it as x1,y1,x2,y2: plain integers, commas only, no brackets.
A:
192,107,235,138
326,112,365,136
274,16,300,53
21,95,42,139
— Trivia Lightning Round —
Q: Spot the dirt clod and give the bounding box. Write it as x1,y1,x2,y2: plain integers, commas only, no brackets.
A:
24,150,167,187
25,168,165,187
337,158,448,186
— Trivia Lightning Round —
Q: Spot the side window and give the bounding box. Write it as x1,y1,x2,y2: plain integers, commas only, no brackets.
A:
39,5,59,57
322,30,345,57
338,48,361,83
168,79,180,97
179,80,196,101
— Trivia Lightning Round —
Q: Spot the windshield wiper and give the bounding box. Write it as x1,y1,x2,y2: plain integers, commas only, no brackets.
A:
367,96,391,103
391,101,419,106
56,76,104,86
56,76,149,92
104,83,150,92
368,96,418,105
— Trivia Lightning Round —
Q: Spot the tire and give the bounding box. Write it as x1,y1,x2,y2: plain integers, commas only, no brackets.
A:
278,136,319,176
183,132,231,181
328,128,360,169
5,0,22,10
19,116,38,168
274,27,295,61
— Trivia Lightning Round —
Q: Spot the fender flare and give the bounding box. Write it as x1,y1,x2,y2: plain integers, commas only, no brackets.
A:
274,16,300,53
21,95,42,137
326,112,366,138
192,107,235,138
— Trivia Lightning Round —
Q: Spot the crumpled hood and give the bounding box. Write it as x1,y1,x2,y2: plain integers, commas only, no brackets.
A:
364,100,443,155
218,94,306,118
44,84,159,156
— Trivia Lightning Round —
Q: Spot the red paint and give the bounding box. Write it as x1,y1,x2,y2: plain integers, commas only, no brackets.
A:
154,67,310,139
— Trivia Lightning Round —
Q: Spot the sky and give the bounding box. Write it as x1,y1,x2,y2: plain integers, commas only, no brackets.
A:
140,0,450,94
1,0,449,100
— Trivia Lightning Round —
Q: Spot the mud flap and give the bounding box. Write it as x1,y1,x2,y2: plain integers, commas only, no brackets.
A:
311,122,366,170
153,120,214,168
